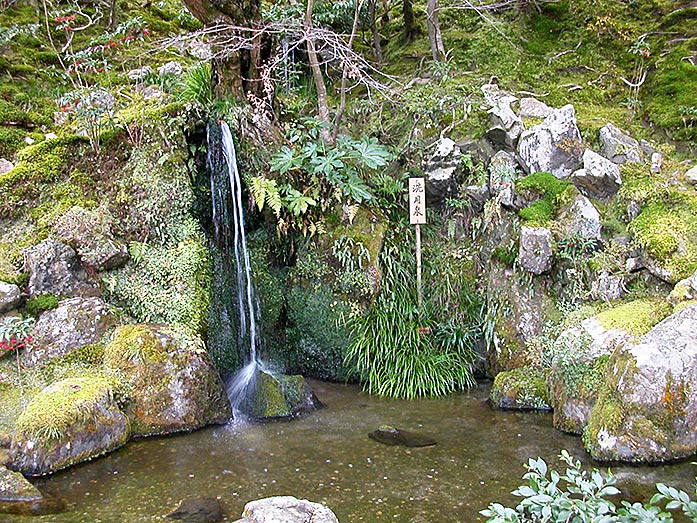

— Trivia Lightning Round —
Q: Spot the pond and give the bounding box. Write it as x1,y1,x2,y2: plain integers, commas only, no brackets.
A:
12,380,697,522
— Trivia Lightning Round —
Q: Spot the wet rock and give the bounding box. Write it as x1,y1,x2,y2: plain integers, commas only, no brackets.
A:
517,105,584,178
0,282,21,313
24,296,116,367
518,98,553,119
685,165,697,186
9,377,130,476
166,497,223,523
599,123,643,164
368,425,436,447
53,206,129,271
25,239,100,298
0,465,65,515
234,496,339,523
238,368,321,421
0,158,13,175
518,226,553,275
557,191,602,240
570,149,622,201
585,304,697,463
423,138,462,205
103,324,231,436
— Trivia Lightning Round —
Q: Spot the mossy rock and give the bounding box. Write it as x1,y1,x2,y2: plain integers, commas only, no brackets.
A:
548,355,609,434
594,298,672,338
103,324,231,436
239,368,320,421
9,376,130,476
490,365,551,411
584,304,697,463
515,172,575,226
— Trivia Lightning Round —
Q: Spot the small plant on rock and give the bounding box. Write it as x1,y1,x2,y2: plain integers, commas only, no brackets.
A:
0,317,34,354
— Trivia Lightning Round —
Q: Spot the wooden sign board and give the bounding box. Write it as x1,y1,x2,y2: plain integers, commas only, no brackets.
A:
409,177,426,225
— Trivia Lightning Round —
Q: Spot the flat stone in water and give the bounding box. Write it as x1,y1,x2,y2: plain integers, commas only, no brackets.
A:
166,497,224,523
0,466,65,516
368,425,436,447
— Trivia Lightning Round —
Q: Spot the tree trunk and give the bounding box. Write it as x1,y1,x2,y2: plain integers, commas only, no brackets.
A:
304,0,333,144
181,0,265,100
403,0,417,42
368,0,383,64
426,0,445,61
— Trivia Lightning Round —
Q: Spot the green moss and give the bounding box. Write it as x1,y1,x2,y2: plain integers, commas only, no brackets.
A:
14,376,121,442
595,298,672,337
0,127,25,158
103,324,166,367
491,243,519,266
516,172,573,225
25,294,59,316
491,366,551,410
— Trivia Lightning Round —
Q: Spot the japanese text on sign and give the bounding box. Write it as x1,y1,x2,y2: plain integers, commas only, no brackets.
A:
409,177,427,225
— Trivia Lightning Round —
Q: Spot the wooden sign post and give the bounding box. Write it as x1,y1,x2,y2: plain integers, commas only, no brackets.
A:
409,178,426,309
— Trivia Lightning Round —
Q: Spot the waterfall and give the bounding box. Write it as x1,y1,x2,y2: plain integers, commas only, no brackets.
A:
207,120,261,413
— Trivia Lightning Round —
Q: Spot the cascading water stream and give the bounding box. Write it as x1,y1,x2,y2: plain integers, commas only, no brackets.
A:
207,120,262,414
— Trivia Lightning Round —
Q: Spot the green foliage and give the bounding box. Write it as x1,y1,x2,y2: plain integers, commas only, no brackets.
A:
516,173,573,225
261,120,392,235
25,294,60,316
557,233,597,261
344,228,481,399
481,450,697,523
491,244,519,267
103,219,211,334
0,317,34,344
180,62,214,110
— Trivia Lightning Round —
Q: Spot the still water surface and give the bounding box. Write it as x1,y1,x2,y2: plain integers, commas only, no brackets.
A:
11,380,697,522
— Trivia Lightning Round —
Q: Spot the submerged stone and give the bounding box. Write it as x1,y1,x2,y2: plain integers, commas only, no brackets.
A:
239,369,321,421
0,466,65,515
166,497,224,523
368,426,436,447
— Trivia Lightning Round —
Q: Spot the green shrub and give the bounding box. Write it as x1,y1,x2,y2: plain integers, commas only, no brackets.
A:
481,450,697,523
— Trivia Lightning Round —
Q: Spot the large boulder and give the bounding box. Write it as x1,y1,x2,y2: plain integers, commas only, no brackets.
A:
517,105,584,178
233,496,339,523
518,226,554,275
486,97,524,149
584,304,697,463
599,123,643,164
0,282,21,313
9,377,130,476
103,324,231,436
24,297,116,367
53,206,129,271
237,367,321,421
24,239,100,298
570,149,622,201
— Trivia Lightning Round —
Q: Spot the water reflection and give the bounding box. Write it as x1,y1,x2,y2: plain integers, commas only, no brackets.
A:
9,381,694,522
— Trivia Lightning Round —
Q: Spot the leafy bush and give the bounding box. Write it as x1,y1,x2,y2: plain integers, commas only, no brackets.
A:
481,450,697,523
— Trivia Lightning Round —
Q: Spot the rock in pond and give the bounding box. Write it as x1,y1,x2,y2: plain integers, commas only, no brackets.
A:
24,296,116,367
233,496,339,523
0,466,65,515
104,324,231,436
238,367,321,421
166,497,224,523
584,304,697,463
490,366,551,411
9,376,130,476
368,425,437,447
